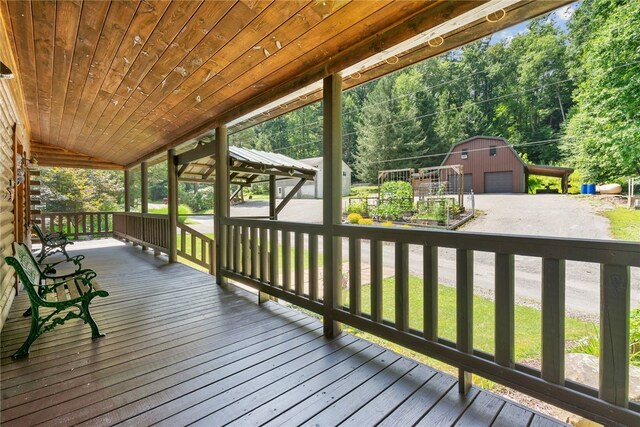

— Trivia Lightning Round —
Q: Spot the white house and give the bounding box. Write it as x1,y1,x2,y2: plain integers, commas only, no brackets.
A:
277,156,352,199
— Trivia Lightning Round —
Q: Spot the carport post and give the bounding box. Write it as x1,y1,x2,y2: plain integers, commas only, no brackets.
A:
141,161,148,250
167,149,178,263
269,175,277,220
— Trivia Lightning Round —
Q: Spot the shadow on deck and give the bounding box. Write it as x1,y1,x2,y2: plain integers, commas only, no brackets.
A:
1,239,567,426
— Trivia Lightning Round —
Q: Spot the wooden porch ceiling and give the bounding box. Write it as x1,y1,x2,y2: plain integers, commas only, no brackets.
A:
0,0,572,169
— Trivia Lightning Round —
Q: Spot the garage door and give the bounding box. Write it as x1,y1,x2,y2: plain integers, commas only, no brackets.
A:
484,171,513,193
464,174,473,193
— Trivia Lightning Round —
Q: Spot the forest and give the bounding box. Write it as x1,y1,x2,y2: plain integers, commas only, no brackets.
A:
41,0,639,212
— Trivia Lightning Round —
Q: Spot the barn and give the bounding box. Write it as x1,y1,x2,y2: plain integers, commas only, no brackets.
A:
441,136,573,194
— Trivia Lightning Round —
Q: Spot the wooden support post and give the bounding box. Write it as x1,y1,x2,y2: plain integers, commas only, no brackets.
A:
457,248,473,394
214,126,229,285
269,175,277,220
167,149,178,262
600,264,630,406
124,169,130,240
141,161,148,251
423,245,438,341
322,73,343,338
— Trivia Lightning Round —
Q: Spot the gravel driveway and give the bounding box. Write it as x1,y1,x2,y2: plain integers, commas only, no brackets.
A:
190,195,637,319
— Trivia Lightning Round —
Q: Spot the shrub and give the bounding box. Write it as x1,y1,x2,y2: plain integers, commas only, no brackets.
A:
381,221,394,226
374,181,413,220
358,218,373,225
347,213,363,224
149,204,193,224
346,200,369,216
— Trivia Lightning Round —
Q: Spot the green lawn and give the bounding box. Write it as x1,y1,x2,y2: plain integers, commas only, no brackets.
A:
601,207,640,242
345,276,595,364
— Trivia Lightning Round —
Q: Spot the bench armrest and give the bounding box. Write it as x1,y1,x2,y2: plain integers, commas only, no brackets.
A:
41,255,85,277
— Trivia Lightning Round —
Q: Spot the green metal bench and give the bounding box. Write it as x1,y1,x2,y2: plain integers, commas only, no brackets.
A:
5,242,108,358
32,223,73,262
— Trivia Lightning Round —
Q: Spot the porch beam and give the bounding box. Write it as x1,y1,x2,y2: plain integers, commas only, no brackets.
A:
322,73,343,338
214,126,229,285
175,143,214,165
167,149,178,262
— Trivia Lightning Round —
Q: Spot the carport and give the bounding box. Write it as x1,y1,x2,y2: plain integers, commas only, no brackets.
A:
175,141,317,220
525,164,574,194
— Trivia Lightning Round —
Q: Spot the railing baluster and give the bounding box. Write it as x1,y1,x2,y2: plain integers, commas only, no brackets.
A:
251,227,258,278
181,228,186,253
241,225,249,275
456,248,473,394
226,225,233,271
74,214,79,239
542,258,565,384
201,238,206,265
395,242,408,331
349,237,361,315
234,225,241,273
295,232,304,295
220,224,228,271
191,231,197,257
423,245,438,341
270,229,279,287
600,264,630,406
209,239,216,275
370,240,383,323
282,231,291,291
260,228,268,282
495,253,515,368
309,234,318,300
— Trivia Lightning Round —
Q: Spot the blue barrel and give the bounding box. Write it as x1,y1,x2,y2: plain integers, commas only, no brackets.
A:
587,184,596,194
580,184,588,194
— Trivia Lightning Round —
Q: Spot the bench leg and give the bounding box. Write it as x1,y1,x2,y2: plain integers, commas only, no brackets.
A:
12,306,41,358
82,299,105,339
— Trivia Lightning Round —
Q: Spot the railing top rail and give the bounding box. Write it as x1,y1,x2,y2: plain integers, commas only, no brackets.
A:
220,217,640,266
177,222,213,242
113,212,169,219
40,211,118,215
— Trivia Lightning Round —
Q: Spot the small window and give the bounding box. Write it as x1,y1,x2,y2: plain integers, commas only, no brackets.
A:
342,171,347,177
489,145,497,156
461,148,468,159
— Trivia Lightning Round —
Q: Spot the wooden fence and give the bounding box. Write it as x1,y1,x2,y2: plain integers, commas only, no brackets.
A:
112,212,170,253
218,216,640,426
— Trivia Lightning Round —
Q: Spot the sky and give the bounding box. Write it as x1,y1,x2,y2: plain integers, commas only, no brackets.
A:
490,3,579,45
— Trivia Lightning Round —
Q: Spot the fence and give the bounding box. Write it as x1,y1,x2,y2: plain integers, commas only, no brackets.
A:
35,211,115,240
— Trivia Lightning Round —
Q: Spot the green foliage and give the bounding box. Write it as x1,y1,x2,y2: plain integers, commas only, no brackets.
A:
345,200,369,216
41,168,123,212
373,181,413,220
600,207,640,242
563,0,640,181
347,213,362,224
148,204,193,224
631,308,640,364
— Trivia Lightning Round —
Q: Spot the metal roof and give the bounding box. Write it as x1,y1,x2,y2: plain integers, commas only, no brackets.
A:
178,145,317,185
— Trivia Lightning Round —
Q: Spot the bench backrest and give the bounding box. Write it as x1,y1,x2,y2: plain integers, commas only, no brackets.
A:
5,243,44,302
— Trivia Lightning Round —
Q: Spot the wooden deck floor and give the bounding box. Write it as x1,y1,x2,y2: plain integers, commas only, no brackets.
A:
1,239,567,427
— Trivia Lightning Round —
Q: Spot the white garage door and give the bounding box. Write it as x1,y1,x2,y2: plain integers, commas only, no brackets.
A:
484,171,513,193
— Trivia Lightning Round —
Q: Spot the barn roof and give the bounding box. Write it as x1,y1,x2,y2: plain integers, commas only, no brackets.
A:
440,135,525,166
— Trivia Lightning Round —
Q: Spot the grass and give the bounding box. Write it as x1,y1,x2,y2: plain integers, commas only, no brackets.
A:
601,207,640,242
149,204,197,224
340,275,595,376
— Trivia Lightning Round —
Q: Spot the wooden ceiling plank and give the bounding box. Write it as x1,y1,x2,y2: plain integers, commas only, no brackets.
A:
77,1,205,154
57,1,139,150
113,0,363,159
62,1,168,150
31,0,56,144
0,1,32,136
85,0,238,158
49,0,82,146
93,0,279,163
5,1,41,139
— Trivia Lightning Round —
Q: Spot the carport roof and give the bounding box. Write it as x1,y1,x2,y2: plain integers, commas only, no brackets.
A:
525,164,574,178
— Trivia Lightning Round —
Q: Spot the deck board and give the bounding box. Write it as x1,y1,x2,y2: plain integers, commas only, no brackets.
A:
0,239,568,426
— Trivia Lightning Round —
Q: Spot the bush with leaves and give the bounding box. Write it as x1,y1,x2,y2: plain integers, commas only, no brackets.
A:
346,200,369,216
373,181,413,220
347,213,363,224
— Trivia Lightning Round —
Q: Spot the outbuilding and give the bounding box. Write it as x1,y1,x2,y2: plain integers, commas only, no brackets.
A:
278,156,352,198
441,136,573,194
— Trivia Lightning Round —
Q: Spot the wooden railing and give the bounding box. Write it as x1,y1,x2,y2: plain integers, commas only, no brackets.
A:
219,217,640,426
177,222,215,275
36,211,115,239
112,212,170,253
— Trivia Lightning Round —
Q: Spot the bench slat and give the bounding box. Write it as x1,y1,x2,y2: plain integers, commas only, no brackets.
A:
67,281,81,299
55,284,67,303
77,279,90,295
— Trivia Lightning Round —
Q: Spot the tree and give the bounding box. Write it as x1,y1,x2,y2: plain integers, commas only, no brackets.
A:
563,0,640,181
